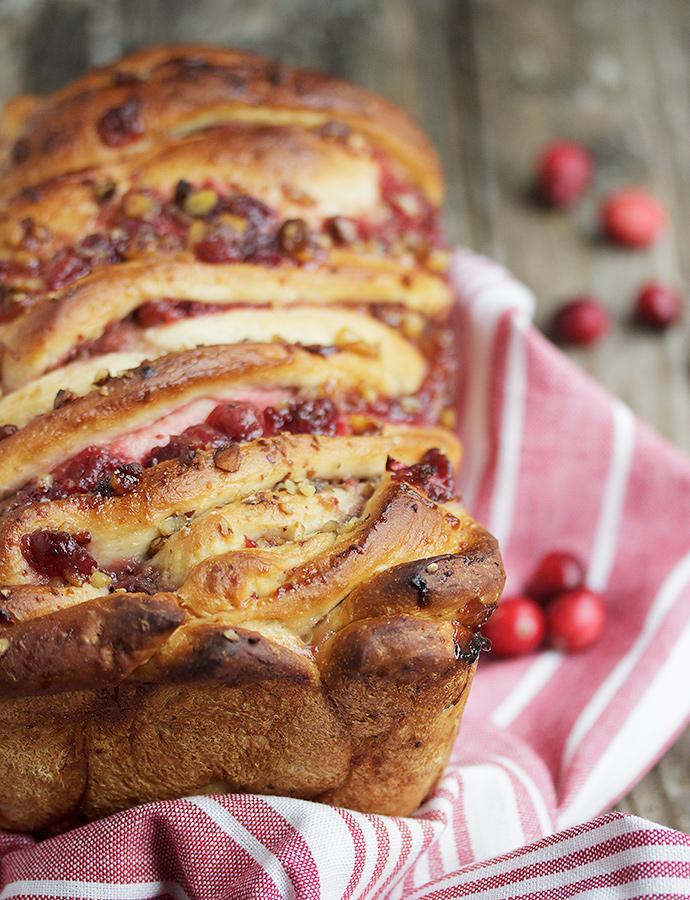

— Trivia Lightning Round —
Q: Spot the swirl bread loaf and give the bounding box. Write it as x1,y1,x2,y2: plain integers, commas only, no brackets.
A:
0,46,504,833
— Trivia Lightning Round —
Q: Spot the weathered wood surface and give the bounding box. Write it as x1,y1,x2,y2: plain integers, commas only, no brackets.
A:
0,0,688,832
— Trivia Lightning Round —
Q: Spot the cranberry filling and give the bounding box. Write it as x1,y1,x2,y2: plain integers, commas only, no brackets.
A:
133,298,226,328
142,398,341,467
42,249,92,291
21,530,97,583
206,401,265,441
100,462,145,496
387,448,455,502
106,560,167,594
345,154,443,260
1,147,443,298
264,398,339,437
54,446,130,495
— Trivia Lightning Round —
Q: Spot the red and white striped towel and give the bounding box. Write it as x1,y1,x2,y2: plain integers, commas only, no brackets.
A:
2,249,690,899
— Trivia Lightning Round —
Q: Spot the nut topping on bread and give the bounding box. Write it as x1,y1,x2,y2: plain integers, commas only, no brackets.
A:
0,45,503,833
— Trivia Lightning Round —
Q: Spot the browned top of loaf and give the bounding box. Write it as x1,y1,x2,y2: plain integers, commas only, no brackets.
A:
0,44,443,203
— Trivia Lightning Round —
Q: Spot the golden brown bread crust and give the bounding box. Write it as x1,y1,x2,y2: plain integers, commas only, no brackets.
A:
0,46,503,833
0,45,442,202
0,260,450,392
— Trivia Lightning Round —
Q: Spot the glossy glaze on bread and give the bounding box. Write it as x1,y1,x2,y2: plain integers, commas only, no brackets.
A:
0,45,503,833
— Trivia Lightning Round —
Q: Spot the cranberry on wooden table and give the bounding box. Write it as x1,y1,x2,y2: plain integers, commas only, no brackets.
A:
545,587,607,653
526,551,585,604
552,297,610,346
535,140,594,208
635,282,682,330
483,595,546,658
601,188,668,248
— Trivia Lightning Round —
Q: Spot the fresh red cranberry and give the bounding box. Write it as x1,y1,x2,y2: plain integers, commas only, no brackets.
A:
96,98,144,146
483,595,546,658
635,282,682,330
526,551,585,604
601,188,667,248
206,401,265,442
535,140,594,208
552,297,610,346
545,587,607,652
144,424,227,468
21,531,97,583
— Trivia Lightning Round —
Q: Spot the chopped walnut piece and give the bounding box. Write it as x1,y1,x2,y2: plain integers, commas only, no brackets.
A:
277,219,312,261
327,216,358,245
89,570,112,588
94,181,116,203
214,445,241,473
53,389,75,409
158,515,186,537
106,463,144,496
